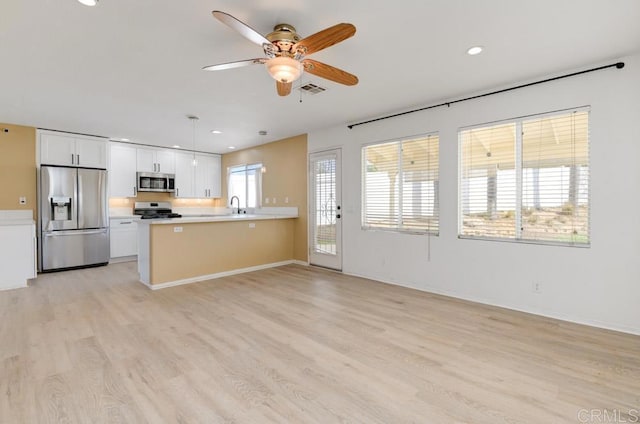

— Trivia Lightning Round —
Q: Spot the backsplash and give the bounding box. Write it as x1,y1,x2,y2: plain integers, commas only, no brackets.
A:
109,195,223,216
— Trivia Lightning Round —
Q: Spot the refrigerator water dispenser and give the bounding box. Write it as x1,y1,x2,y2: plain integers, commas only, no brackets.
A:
51,197,72,221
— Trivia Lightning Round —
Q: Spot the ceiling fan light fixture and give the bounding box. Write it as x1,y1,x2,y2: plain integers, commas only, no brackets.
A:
265,57,302,83
77,0,99,6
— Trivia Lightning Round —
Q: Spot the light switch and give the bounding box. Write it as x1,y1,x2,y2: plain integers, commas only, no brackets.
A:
249,223,256,228
173,227,183,233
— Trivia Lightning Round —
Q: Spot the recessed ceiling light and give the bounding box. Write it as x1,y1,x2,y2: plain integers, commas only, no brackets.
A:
172,145,181,148
228,146,236,150
211,130,222,134
120,138,130,142
77,0,98,6
467,46,483,55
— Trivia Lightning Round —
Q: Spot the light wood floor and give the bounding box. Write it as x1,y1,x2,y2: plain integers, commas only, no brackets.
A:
1,263,638,423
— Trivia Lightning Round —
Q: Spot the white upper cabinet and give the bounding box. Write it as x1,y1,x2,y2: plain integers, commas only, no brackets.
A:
174,152,221,198
174,152,195,198
195,154,221,198
109,143,137,197
136,147,175,174
39,131,107,168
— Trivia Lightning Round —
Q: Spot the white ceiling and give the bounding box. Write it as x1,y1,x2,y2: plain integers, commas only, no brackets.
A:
2,0,639,154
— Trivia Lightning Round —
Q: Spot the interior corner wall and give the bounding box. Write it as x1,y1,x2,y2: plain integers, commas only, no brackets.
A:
0,123,36,217
308,53,640,335
221,134,308,262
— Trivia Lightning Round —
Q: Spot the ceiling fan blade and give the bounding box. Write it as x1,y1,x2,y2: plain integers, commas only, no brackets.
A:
276,81,292,96
293,23,355,56
202,58,265,71
212,11,271,47
302,59,358,86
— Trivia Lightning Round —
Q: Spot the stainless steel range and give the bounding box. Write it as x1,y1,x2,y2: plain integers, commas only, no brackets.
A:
133,202,182,219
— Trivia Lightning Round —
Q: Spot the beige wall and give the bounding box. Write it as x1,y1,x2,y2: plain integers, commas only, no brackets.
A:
150,219,295,284
0,123,36,217
222,134,308,262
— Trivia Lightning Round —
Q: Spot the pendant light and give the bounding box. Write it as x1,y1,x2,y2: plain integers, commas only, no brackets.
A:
188,115,199,166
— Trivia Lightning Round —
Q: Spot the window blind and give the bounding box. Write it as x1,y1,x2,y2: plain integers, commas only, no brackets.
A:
459,109,589,246
362,134,439,233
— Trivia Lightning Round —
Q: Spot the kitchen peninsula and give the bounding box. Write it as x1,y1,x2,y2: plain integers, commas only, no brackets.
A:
137,211,299,288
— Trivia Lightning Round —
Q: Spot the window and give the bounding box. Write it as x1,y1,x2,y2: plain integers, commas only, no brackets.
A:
227,163,262,208
459,108,589,246
362,134,439,233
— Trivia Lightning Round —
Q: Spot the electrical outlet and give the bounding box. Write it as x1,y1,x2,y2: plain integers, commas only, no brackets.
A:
532,282,542,294
248,223,256,228
173,227,183,233
272,197,276,204
19,197,26,205
264,198,269,204
285,197,289,204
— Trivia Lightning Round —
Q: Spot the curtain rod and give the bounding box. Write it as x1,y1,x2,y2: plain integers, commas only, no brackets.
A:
347,61,625,129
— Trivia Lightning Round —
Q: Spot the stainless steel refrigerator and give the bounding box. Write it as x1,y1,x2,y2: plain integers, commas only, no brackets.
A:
39,165,109,271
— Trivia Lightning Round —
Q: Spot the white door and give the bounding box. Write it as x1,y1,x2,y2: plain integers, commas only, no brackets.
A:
75,137,107,168
309,149,342,270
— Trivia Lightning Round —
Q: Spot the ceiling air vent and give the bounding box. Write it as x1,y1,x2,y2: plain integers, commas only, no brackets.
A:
298,83,327,95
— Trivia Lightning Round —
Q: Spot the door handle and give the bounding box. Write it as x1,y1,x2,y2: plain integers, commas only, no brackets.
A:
336,214,341,219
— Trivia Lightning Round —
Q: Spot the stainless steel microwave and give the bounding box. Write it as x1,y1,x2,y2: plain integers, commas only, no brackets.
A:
137,172,175,192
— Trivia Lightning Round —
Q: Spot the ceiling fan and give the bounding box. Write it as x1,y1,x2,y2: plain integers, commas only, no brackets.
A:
203,11,359,96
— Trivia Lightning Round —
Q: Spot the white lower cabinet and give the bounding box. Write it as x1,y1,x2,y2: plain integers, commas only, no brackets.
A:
0,223,36,290
110,218,138,260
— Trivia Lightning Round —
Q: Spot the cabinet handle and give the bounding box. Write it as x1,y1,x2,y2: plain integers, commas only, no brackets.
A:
120,221,132,225
157,163,160,172
76,154,80,164
176,188,179,197
71,153,75,164
133,186,137,196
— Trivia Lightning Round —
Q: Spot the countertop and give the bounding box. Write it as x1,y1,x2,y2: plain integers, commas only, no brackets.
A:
0,219,35,226
137,213,298,225
0,210,35,226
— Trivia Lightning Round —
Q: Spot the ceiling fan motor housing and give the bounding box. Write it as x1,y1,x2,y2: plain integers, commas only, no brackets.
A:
266,24,302,56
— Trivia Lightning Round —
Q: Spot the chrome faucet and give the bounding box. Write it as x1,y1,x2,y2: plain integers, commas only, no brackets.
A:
230,196,240,214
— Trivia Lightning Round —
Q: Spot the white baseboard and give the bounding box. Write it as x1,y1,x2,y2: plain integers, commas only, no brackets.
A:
0,282,28,291
343,271,640,337
109,256,137,264
141,260,307,290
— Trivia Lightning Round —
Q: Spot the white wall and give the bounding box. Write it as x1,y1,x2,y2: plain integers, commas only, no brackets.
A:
308,53,640,335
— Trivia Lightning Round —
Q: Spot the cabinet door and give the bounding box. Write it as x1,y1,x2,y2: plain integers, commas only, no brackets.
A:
195,154,221,198
0,224,36,289
110,220,138,258
136,148,156,172
109,143,137,197
155,149,175,174
210,154,221,198
40,133,76,166
75,137,107,168
174,152,195,198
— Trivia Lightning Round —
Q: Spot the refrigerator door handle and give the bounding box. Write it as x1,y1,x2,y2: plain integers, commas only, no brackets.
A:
44,229,108,237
